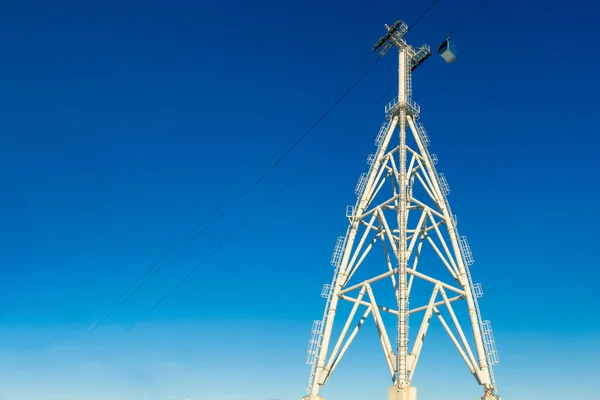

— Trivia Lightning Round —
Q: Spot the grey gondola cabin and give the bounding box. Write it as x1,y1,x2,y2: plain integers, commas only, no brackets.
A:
438,38,457,64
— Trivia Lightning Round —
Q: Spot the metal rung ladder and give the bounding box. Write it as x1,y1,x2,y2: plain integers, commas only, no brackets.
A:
346,205,355,219
330,236,346,267
406,58,412,100
306,227,349,393
438,173,451,195
305,319,323,365
375,122,389,146
459,236,475,266
482,320,500,365
366,153,376,166
416,122,430,146
354,172,368,196
431,153,439,165
473,283,484,298
321,284,332,299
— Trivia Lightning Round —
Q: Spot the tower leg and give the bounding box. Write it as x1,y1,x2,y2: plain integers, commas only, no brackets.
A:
388,385,417,400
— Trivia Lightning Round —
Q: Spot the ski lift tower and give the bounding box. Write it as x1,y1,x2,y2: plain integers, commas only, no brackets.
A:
301,20,501,400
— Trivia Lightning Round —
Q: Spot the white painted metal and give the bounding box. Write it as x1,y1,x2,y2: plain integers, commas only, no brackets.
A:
460,236,475,266
321,284,333,299
415,123,430,147
438,172,451,195
482,320,500,366
346,205,355,219
330,236,346,268
305,319,323,365
376,122,390,146
302,20,501,400
367,153,376,166
473,282,484,298
355,172,368,196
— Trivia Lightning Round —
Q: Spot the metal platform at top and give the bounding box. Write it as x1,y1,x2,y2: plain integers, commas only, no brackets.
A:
372,20,409,56
372,19,432,72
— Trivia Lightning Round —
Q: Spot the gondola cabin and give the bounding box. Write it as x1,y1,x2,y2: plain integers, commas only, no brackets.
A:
438,38,457,64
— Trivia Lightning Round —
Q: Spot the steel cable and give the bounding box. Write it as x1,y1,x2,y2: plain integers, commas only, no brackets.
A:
90,0,448,332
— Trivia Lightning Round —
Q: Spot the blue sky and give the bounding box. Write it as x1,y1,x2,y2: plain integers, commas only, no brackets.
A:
1,0,599,399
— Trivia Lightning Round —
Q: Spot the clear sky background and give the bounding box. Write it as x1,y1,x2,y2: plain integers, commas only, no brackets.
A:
1,0,599,399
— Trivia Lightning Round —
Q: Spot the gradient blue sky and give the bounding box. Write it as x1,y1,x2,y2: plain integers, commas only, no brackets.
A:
1,0,599,399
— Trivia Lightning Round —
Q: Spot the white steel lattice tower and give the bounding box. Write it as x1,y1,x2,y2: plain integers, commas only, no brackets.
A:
302,21,501,400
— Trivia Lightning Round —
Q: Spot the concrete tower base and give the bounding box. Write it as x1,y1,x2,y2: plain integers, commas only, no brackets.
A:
388,385,417,400
303,387,501,400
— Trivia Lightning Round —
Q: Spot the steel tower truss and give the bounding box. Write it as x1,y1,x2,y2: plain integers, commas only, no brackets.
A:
302,21,501,400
